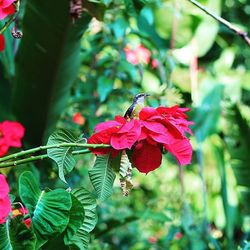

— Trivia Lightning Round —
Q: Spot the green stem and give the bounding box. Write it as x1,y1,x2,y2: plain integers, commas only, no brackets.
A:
0,149,91,168
0,14,17,34
187,0,250,47
0,143,109,163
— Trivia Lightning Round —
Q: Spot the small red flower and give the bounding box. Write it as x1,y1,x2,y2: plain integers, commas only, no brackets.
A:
0,0,15,20
72,112,85,125
124,44,151,65
174,232,183,240
24,218,31,228
12,207,31,228
0,174,11,224
151,59,158,69
0,121,25,157
148,236,158,244
0,34,4,52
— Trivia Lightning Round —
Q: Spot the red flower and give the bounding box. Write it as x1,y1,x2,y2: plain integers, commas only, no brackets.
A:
0,174,11,224
0,0,15,20
72,112,85,125
0,121,25,157
0,34,4,52
88,105,193,174
88,116,141,155
124,44,151,65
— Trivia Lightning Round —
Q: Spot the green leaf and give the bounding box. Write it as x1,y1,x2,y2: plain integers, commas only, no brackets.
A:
47,129,79,183
0,217,36,250
19,171,72,247
12,0,91,145
225,105,250,215
71,188,97,233
89,155,116,201
193,85,223,142
0,23,15,78
64,194,85,245
97,76,113,102
69,188,98,249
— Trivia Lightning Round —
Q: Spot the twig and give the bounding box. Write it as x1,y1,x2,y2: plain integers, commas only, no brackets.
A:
0,143,110,163
187,0,250,47
0,149,91,168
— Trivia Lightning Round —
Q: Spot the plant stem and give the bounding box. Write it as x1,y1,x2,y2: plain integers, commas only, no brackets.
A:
187,0,250,47
0,143,109,163
0,149,91,168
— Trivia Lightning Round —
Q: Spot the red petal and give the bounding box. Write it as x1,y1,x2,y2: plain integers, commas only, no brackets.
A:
164,138,192,166
0,34,5,52
2,0,16,8
94,120,121,132
111,120,141,149
88,127,118,154
132,140,162,174
0,174,10,199
1,121,25,148
139,107,159,120
0,195,11,224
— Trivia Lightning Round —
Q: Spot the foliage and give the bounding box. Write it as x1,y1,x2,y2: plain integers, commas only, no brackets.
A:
0,0,250,249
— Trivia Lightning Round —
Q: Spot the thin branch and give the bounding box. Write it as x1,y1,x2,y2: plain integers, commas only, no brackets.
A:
187,0,250,47
0,149,91,168
0,143,110,163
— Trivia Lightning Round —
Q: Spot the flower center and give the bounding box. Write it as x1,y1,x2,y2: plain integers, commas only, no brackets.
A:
0,130,3,138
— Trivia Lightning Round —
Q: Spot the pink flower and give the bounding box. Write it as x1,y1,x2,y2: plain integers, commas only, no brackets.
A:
0,121,25,157
124,44,151,65
0,174,11,224
0,0,15,20
0,34,4,52
72,112,85,125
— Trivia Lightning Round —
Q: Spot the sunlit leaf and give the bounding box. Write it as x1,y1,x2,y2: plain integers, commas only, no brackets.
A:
47,129,78,183
64,194,85,245
69,188,98,249
0,217,36,250
19,171,72,247
89,155,116,201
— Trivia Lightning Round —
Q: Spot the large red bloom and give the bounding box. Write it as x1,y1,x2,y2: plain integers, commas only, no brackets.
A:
0,0,15,20
132,106,193,173
88,105,193,174
0,121,25,157
0,174,11,224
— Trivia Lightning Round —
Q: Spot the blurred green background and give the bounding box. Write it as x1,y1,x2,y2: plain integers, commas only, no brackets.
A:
0,0,250,249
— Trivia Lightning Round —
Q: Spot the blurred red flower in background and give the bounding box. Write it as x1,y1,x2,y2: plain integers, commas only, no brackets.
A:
0,0,15,20
12,207,31,228
0,121,25,157
88,105,193,174
124,44,151,65
0,174,11,224
72,112,85,125
0,34,5,52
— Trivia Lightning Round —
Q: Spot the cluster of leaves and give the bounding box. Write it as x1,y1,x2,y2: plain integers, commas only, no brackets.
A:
0,0,250,249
